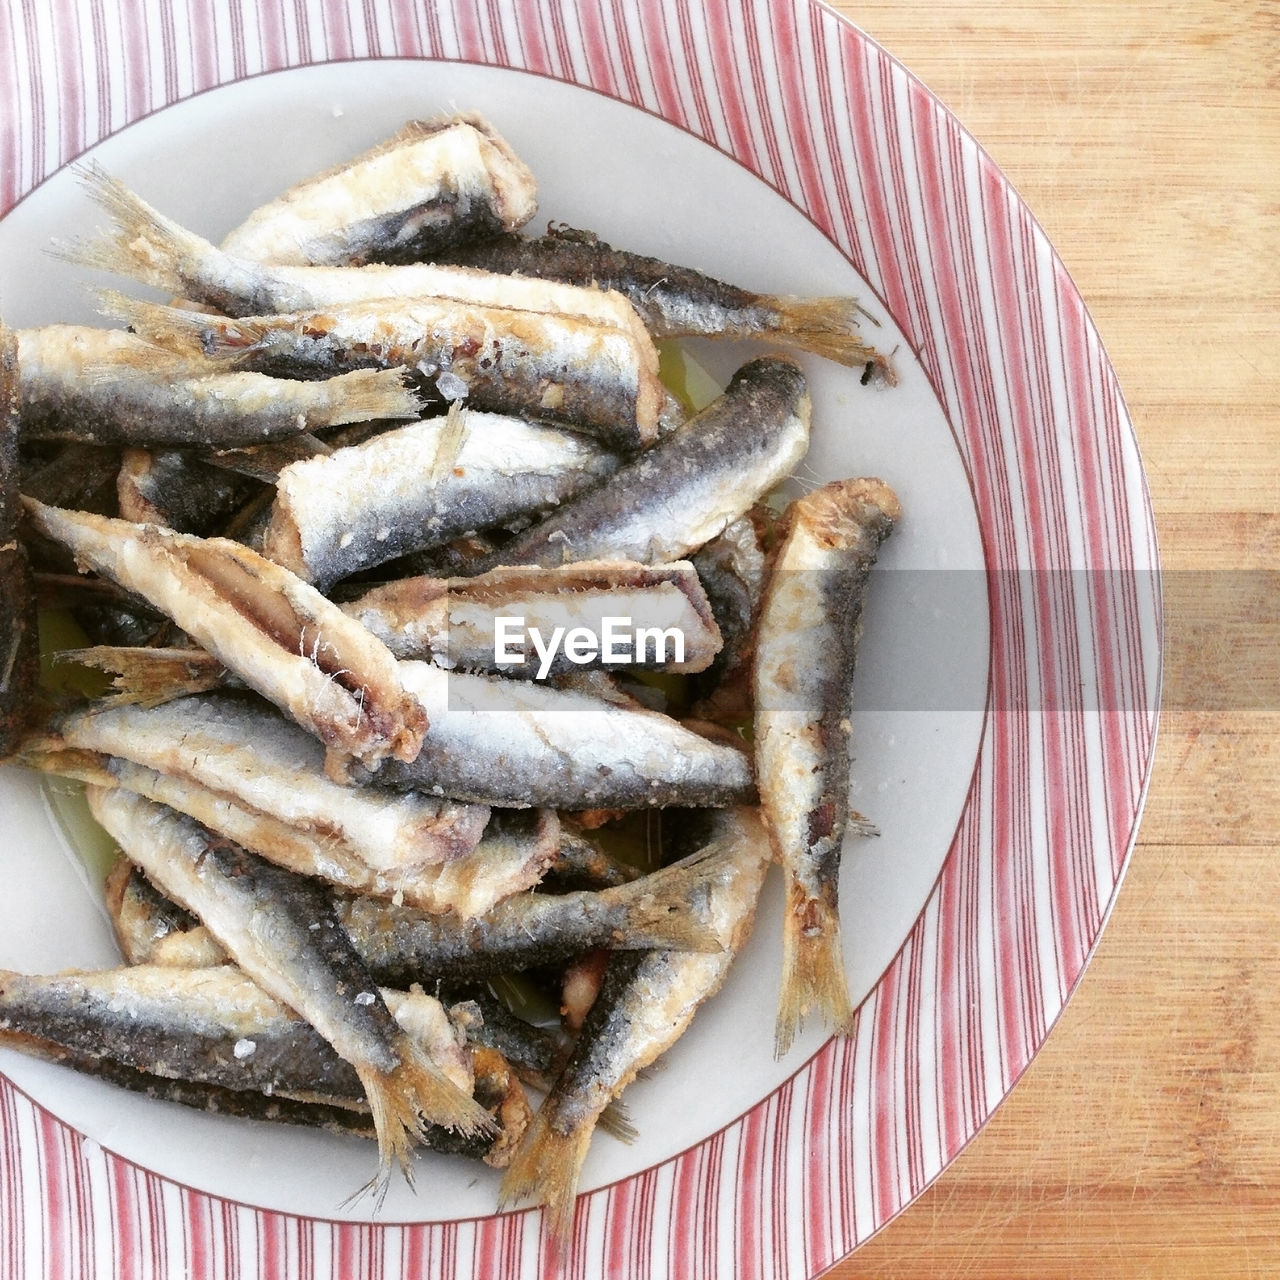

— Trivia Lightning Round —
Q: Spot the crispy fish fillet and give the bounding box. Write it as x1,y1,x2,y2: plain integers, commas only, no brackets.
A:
498,807,771,1241
261,410,621,590
23,741,556,915
77,169,643,331
25,691,486,875
22,503,428,772
11,325,422,446
119,295,670,452
0,965,528,1164
473,356,810,571
439,224,895,379
360,660,756,811
341,560,722,677
0,324,38,756
752,478,900,1056
219,114,538,265
86,787,495,1189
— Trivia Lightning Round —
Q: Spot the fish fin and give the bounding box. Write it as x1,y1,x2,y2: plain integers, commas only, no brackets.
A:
498,1106,592,1249
55,645,226,708
97,291,265,362
597,1099,638,1144
58,164,212,294
764,294,897,383
609,847,729,953
774,883,855,1058
427,400,469,483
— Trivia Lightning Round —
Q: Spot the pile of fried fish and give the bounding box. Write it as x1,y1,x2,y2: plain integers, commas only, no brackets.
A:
0,112,901,1237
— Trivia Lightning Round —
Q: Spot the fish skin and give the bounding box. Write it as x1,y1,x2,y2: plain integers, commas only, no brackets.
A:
498,806,771,1242
116,447,263,537
334,841,726,986
12,326,423,447
341,559,722,677
436,224,895,379
262,411,621,591
0,322,38,757
22,502,428,773
468,356,810,573
752,478,900,1057
363,660,756,811
218,114,538,266
85,787,496,1189
118,296,668,453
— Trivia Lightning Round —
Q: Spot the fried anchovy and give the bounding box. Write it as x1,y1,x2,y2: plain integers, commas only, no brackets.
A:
219,113,538,265
86,787,495,1189
77,169,643,332
360,660,755,811
0,324,38,756
752,478,900,1056
334,841,725,985
0,967,527,1164
26,691,485,875
437,224,895,379
11,325,422,446
261,409,621,591
341,559,722,677
116,294,671,453
498,806,771,1241
116,447,262,536
22,502,428,773
471,356,809,572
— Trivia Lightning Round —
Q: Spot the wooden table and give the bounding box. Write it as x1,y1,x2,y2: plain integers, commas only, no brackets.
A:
821,2,1280,1274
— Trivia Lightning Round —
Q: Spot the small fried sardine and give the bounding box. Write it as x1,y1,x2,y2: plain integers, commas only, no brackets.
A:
119,296,669,452
11,326,422,447
22,502,428,772
86,787,495,1189
753,478,900,1056
341,560,721,677
261,409,620,590
360,660,755,811
498,806,771,1241
472,356,809,571
438,224,895,379
219,114,537,265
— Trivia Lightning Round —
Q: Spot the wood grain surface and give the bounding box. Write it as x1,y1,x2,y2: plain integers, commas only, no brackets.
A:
822,2,1280,1275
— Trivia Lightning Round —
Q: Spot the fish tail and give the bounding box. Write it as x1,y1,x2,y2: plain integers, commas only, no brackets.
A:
97,291,265,362
774,884,855,1058
356,1045,498,1192
61,164,211,294
765,294,898,384
498,1107,592,1249
322,368,425,426
612,848,728,952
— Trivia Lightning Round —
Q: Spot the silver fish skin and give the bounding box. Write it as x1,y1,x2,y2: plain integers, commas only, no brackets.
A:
341,559,722,677
219,114,538,265
498,806,771,1241
752,477,900,1057
334,841,725,986
28,691,486,875
22,502,428,773
362,660,756,811
12,325,422,447
437,225,896,379
85,786,495,1188
470,356,810,572
119,297,670,453
261,410,620,591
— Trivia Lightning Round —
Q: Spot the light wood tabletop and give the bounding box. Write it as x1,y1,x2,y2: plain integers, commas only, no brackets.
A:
821,1,1280,1275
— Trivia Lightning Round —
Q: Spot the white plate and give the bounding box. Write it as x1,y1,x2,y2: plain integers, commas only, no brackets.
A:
0,2,1159,1276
